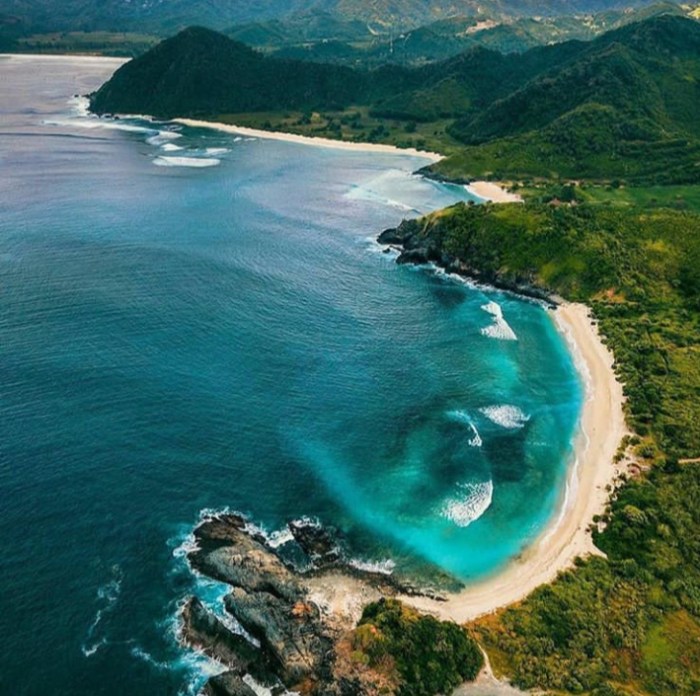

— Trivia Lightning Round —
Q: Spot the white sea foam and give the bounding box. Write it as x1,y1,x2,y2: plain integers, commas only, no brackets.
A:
441,480,494,527
81,567,123,657
446,410,483,447
161,142,184,152
44,116,156,135
204,147,230,156
69,95,91,117
146,131,183,146
130,646,170,671
480,301,517,341
480,405,530,429
349,558,396,575
153,156,220,168
242,674,300,696
345,173,422,213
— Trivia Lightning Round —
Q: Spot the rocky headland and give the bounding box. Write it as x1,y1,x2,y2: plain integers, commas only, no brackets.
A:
377,210,559,306
179,512,479,695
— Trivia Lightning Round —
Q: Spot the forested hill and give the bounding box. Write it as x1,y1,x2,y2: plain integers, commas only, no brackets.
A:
0,0,685,35
91,14,700,186
90,27,364,116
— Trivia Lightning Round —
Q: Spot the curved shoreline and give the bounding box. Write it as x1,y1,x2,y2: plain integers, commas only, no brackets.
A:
174,117,445,161
398,302,628,623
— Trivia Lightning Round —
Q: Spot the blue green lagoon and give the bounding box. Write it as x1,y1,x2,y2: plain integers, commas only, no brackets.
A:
0,55,582,694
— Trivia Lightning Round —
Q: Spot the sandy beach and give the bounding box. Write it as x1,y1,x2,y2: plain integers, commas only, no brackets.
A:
174,118,444,162
395,302,627,623
466,180,524,203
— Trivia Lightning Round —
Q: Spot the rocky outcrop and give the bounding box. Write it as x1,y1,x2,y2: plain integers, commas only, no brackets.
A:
202,673,258,696
378,217,559,306
289,519,340,565
179,513,455,695
181,514,339,695
180,597,261,674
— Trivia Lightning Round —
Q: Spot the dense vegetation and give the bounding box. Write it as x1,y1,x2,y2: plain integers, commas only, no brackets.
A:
399,200,700,693
91,14,700,185
349,598,483,696
0,0,684,37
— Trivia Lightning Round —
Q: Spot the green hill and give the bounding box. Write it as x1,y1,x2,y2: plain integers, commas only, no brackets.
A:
90,26,364,117
91,14,700,185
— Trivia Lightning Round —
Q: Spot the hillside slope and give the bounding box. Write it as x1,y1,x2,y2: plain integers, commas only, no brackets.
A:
91,14,700,184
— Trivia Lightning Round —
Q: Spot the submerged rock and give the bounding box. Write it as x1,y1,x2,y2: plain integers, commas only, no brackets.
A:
288,518,340,565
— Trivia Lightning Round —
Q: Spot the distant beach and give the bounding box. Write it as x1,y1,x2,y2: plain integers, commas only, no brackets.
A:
174,117,445,161
465,180,524,203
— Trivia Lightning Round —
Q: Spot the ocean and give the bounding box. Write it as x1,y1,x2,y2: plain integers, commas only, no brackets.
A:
0,55,582,695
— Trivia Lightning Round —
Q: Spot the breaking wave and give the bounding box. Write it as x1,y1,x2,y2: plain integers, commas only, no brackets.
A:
146,131,182,147
153,156,220,168
441,480,494,527
480,405,530,429
480,301,517,341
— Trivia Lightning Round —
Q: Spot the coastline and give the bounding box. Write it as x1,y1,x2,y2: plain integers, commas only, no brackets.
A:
174,117,445,162
465,180,524,204
398,302,628,623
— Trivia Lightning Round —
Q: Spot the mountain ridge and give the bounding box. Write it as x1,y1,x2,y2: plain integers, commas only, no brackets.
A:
90,12,700,187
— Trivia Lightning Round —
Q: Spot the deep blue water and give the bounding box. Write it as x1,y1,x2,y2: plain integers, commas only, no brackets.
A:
0,55,582,695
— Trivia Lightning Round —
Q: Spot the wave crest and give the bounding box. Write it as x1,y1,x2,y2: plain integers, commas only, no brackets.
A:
153,156,220,168
480,301,517,341
441,481,493,527
480,404,530,429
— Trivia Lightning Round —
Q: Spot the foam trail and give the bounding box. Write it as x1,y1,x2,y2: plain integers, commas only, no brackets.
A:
480,405,530,429
480,301,517,341
44,117,156,135
205,147,230,156
81,566,123,657
130,646,170,671
446,410,483,447
153,156,220,168
441,481,493,527
161,142,184,152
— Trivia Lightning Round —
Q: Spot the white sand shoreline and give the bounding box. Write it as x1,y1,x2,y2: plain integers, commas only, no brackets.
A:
399,302,627,623
465,180,524,203
174,117,445,162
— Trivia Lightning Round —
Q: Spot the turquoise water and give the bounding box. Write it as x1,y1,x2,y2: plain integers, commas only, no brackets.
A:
0,56,582,694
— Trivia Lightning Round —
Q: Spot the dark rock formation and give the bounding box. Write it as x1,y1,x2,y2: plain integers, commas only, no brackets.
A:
288,519,340,565
202,673,258,696
180,513,454,695
225,589,331,686
180,597,260,673
182,514,334,695
189,515,300,602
